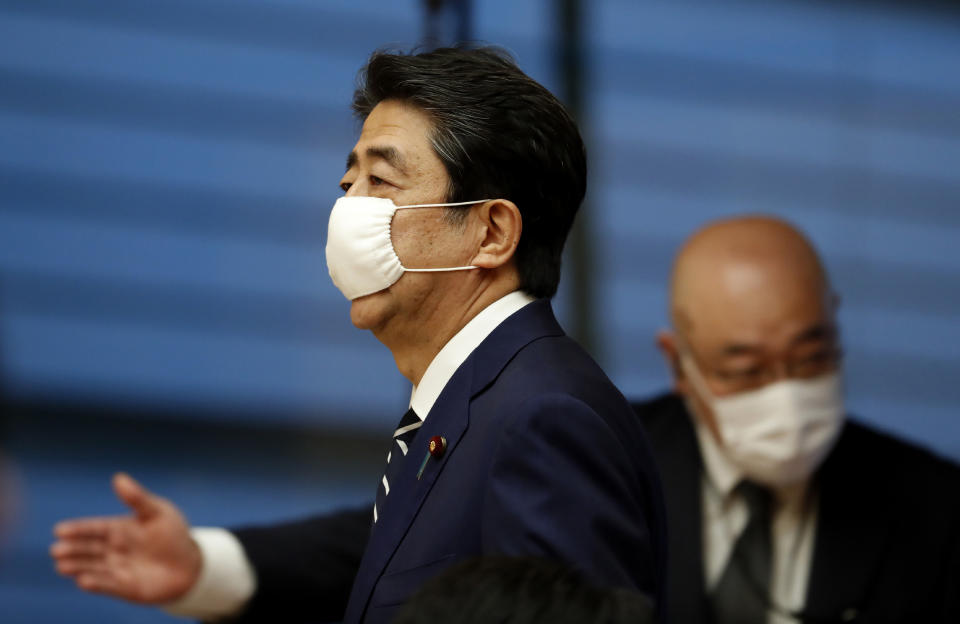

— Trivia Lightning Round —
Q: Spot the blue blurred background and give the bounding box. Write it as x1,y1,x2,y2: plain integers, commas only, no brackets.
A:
0,0,957,621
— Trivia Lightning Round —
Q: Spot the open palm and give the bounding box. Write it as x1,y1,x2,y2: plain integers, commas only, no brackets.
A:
51,473,202,604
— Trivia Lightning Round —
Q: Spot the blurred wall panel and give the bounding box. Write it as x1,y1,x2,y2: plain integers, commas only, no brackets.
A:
0,0,431,424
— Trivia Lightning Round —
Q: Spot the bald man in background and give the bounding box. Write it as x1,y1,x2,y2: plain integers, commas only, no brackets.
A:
633,217,960,623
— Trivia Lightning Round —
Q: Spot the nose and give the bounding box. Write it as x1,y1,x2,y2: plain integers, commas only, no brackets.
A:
344,181,366,197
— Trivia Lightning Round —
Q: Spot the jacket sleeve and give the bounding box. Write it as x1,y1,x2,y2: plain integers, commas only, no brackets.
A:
480,393,662,600
228,505,372,623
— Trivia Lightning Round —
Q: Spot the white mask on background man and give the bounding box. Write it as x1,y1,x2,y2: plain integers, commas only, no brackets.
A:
681,355,845,488
325,196,488,300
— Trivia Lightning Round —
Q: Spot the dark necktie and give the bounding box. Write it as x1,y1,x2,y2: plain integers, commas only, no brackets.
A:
710,480,774,624
373,407,422,524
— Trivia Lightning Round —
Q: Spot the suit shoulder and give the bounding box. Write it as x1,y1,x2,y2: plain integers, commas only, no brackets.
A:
841,420,960,471
502,334,626,404
631,392,687,430
489,341,660,466
832,420,960,496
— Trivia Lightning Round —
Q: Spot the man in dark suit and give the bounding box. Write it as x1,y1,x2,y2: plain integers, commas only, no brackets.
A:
51,47,667,623
636,216,960,623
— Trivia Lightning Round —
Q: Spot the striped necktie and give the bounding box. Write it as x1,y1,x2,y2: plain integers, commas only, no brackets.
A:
373,407,422,524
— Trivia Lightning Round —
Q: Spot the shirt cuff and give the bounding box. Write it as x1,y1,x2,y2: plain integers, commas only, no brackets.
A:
162,527,257,620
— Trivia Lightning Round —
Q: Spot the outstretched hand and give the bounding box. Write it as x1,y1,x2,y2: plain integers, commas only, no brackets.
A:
51,473,202,604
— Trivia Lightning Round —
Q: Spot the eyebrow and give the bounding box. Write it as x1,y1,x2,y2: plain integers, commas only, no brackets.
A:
790,322,834,346
345,146,409,175
719,322,835,357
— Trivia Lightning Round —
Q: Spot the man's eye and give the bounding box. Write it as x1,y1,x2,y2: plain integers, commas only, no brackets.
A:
791,350,836,374
370,175,385,186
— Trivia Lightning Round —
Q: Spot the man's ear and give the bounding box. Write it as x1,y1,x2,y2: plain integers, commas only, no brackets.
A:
656,329,687,395
470,199,522,269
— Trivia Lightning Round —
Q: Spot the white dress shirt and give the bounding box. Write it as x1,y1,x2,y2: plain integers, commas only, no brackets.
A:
693,412,819,624
165,290,536,619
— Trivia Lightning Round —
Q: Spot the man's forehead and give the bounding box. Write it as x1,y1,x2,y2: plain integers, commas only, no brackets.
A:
347,105,437,170
360,100,434,142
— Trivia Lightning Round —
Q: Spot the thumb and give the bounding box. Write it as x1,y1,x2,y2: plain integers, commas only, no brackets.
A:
112,473,161,520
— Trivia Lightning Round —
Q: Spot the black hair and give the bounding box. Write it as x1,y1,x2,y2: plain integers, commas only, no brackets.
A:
352,46,587,298
391,556,654,624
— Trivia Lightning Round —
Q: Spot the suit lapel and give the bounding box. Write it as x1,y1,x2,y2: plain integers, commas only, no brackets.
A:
651,400,711,623
343,300,564,622
804,424,892,620
342,362,472,623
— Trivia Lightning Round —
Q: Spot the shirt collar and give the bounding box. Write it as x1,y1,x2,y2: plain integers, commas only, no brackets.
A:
409,290,536,421
690,400,743,500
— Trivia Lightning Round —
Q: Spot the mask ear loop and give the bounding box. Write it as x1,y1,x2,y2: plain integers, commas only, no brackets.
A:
391,199,494,272
396,199,493,209
678,346,718,405
403,266,479,273
678,346,736,450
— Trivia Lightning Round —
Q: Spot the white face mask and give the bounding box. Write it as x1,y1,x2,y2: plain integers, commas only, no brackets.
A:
681,355,845,488
325,195,488,300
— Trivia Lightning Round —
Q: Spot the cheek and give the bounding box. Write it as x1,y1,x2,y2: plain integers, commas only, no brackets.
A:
677,375,725,444
391,213,444,264
390,214,420,262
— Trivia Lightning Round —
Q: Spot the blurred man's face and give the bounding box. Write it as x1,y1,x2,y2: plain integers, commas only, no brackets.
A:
665,254,841,444
682,263,839,397
338,99,475,336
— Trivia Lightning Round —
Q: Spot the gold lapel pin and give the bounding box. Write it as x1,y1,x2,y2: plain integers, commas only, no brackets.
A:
417,436,447,480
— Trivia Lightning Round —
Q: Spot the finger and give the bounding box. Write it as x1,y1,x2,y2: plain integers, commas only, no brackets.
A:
54,518,114,539
75,571,126,597
50,538,107,560
112,473,161,520
55,555,110,576
56,557,111,578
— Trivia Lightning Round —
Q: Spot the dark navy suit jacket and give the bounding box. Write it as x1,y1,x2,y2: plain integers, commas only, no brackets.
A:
232,300,668,623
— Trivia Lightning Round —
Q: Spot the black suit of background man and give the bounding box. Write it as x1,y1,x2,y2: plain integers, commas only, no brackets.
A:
635,393,960,623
